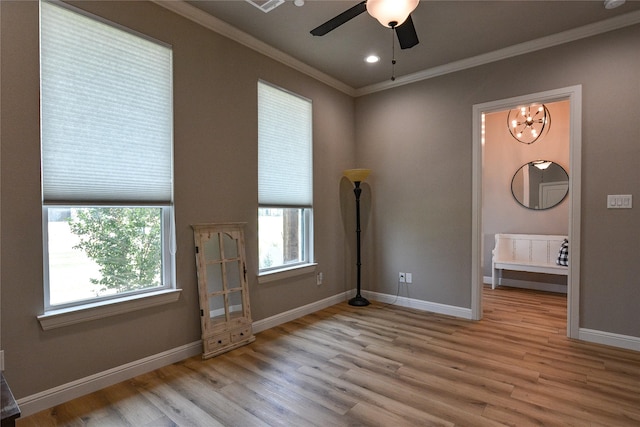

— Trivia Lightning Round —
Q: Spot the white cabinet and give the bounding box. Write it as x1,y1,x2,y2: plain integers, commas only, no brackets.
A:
192,223,254,358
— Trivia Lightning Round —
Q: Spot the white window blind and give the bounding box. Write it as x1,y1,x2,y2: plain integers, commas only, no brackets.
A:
40,1,173,204
258,81,312,207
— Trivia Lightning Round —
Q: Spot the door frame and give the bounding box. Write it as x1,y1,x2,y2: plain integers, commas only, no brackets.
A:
471,85,582,339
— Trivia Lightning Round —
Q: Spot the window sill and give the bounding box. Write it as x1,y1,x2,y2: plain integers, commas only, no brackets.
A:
37,289,182,331
258,263,317,284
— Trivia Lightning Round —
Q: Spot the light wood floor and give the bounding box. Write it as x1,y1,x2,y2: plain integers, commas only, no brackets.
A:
18,286,640,426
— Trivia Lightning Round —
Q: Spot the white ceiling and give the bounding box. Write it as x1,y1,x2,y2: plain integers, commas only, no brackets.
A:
172,1,640,92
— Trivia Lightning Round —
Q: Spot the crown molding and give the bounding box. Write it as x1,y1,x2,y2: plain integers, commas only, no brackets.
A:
151,0,356,97
355,10,640,96
152,2,640,98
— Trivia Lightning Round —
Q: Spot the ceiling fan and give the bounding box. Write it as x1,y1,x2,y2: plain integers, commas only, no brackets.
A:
310,0,420,49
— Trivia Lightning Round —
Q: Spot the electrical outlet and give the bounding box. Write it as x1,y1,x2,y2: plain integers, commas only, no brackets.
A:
316,272,323,285
399,272,406,283
406,273,413,284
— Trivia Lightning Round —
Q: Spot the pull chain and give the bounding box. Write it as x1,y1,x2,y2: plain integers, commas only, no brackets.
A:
391,26,396,81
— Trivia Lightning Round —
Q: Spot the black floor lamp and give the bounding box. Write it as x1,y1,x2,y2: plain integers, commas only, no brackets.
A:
344,168,371,307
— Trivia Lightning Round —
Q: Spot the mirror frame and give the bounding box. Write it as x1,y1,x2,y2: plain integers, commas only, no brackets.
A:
510,160,569,210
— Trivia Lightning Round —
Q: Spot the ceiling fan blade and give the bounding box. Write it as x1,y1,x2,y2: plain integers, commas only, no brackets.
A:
396,14,419,49
310,1,367,36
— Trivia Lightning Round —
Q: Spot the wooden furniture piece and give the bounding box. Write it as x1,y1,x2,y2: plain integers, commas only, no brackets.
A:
192,223,254,359
1,373,20,427
492,233,568,289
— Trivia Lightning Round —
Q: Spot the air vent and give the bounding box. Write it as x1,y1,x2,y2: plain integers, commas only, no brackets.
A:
245,0,285,13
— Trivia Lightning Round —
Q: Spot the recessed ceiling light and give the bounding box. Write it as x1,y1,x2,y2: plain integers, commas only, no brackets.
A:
365,55,380,63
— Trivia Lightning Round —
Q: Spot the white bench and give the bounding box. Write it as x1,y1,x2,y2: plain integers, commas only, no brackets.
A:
492,233,568,289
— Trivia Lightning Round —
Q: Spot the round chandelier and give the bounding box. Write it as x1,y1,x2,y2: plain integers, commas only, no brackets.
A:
507,104,550,144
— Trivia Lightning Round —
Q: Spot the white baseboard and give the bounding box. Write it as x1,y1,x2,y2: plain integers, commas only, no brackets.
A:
579,328,640,352
481,276,639,351
252,291,351,333
252,289,473,332
483,276,567,294
17,292,352,418
26,289,637,419
365,289,640,352
17,341,202,417
363,290,473,320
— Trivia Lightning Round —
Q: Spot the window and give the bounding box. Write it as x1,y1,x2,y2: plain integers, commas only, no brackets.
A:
258,81,313,273
40,1,174,312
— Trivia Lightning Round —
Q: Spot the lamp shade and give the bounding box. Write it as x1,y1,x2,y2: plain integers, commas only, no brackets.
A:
344,168,371,183
366,0,419,27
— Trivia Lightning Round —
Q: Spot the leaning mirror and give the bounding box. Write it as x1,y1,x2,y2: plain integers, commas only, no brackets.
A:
511,160,569,210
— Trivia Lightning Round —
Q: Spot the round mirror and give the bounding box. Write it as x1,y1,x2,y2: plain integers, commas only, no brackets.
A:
511,160,569,210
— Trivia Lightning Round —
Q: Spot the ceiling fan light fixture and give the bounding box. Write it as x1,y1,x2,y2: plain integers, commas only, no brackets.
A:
366,0,419,28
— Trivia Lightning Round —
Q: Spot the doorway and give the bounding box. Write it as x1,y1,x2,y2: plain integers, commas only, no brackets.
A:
471,86,582,339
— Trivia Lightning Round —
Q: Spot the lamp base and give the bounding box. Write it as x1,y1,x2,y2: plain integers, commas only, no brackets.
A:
348,295,370,307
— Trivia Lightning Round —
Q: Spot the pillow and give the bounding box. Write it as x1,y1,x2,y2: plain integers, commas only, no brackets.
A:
556,239,569,266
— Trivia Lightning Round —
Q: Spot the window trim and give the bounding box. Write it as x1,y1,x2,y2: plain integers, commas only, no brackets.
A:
257,206,315,283
39,1,176,323
257,263,317,284
40,205,178,328
257,206,313,274
257,81,314,275
37,288,182,331
42,205,176,312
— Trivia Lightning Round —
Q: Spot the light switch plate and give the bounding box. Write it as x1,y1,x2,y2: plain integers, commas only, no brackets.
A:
607,195,632,209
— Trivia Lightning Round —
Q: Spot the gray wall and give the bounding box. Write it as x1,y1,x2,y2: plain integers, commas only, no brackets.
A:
0,0,355,398
2,0,640,402
355,24,640,334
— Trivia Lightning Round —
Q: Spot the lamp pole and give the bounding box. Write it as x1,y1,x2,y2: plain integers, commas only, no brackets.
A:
349,180,370,306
